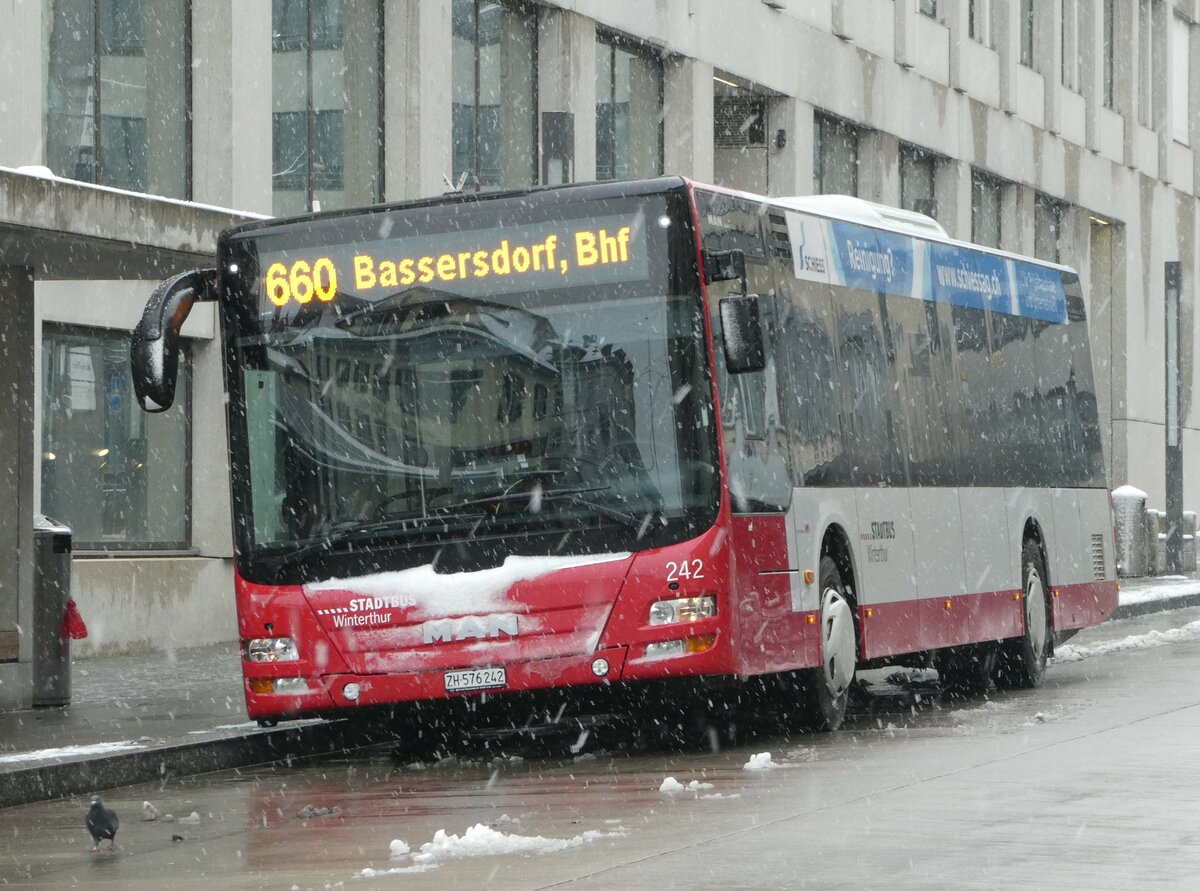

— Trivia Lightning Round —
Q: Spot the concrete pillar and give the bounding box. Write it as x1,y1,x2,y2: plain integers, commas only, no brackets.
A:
0,266,35,709
859,131,899,205
191,0,273,213
770,97,815,198
384,0,452,201
538,8,596,185
0,1,44,168
1005,183,1033,255
935,159,973,242
664,57,714,183
995,0,1019,114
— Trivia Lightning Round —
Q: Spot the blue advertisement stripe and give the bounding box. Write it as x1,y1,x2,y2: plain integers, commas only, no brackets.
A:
822,218,1066,323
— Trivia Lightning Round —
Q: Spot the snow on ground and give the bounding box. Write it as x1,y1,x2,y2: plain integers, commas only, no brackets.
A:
659,777,714,793
1053,619,1200,664
1118,577,1200,605
412,824,626,864
0,740,145,764
359,823,628,877
743,752,776,770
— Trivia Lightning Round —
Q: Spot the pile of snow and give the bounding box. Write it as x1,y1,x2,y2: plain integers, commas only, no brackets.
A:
1053,620,1200,664
411,823,623,864
743,752,777,771
659,777,714,793
389,839,410,858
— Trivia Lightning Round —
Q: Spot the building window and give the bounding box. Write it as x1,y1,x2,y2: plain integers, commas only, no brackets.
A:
1062,0,1080,91
971,170,1003,248
899,144,937,218
920,0,939,19
813,113,859,196
1172,13,1190,145
452,0,537,191
595,33,664,182
41,326,190,550
45,0,190,197
1103,0,1116,108
272,0,382,216
969,0,991,46
1020,0,1035,66
1034,194,1065,262
1139,0,1154,127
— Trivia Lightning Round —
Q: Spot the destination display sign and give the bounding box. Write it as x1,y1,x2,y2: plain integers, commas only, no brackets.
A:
256,213,650,310
785,210,1067,323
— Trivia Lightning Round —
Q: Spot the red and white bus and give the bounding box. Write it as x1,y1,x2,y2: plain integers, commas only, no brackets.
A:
131,177,1117,731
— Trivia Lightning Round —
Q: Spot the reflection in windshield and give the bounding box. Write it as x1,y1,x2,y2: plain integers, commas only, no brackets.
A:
238,283,715,567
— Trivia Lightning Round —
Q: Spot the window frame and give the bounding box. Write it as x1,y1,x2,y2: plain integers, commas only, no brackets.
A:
594,29,665,183
46,0,193,198
813,111,860,197
271,0,385,211
451,0,540,191
40,322,194,553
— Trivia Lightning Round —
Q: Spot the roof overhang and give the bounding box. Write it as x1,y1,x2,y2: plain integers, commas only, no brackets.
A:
0,166,266,280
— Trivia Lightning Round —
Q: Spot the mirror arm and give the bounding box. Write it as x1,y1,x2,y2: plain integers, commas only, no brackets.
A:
131,268,219,413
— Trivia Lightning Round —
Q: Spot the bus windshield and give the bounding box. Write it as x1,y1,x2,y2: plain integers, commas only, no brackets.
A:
221,188,719,583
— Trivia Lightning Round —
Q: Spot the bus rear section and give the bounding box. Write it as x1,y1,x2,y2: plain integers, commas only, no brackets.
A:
696,184,1117,708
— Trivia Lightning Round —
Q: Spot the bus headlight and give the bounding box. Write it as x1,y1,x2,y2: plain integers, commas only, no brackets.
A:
245,637,300,662
648,595,716,626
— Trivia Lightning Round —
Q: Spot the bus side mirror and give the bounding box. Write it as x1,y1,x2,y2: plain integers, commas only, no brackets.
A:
131,268,218,412
720,296,766,374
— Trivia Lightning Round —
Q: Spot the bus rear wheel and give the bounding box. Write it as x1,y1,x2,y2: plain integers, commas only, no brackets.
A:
995,540,1051,689
786,556,857,732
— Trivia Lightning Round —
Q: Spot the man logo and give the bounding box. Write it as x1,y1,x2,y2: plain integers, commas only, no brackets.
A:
422,614,520,644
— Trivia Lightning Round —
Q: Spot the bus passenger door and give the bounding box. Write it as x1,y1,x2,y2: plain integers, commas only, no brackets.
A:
696,190,798,674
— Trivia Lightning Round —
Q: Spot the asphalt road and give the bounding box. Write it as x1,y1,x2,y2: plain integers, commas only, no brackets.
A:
2,606,1199,889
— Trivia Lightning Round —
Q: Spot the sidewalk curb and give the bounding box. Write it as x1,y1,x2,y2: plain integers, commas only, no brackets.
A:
1109,592,1200,622
0,719,382,810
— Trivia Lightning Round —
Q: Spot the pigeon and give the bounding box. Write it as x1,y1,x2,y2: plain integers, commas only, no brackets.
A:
86,795,119,852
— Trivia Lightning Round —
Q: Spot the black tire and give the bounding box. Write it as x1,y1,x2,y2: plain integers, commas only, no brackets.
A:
785,555,857,732
936,643,998,697
995,539,1051,689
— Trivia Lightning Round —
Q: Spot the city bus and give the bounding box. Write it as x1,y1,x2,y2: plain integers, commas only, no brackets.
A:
130,176,1117,734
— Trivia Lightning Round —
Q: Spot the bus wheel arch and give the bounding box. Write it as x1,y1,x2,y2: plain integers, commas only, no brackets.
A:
995,531,1052,688
780,527,859,732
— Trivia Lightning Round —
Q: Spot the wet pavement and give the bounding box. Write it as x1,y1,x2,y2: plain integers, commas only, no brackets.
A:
1,604,1199,888
0,574,1198,810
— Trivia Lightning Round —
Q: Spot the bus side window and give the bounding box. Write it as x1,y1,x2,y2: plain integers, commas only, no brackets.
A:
949,303,995,485
885,295,961,486
836,293,903,487
776,288,846,487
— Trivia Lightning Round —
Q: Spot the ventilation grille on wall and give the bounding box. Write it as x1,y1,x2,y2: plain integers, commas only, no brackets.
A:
714,96,767,148
1092,533,1107,580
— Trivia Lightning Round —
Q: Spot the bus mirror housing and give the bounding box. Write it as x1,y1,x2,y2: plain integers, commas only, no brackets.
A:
719,296,765,374
705,249,747,292
130,268,218,413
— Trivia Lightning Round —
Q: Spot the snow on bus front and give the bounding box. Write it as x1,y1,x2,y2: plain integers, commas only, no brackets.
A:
302,552,633,681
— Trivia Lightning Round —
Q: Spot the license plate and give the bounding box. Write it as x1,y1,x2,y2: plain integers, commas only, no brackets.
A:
444,667,506,693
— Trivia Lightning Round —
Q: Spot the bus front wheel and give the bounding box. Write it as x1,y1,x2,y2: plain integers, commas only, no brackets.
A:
786,556,857,732
995,539,1051,689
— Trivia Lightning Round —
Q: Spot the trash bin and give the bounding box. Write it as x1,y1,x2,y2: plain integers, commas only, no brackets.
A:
32,514,72,708
1112,486,1148,577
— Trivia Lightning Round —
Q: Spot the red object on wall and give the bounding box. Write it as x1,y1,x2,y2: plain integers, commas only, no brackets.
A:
60,599,88,640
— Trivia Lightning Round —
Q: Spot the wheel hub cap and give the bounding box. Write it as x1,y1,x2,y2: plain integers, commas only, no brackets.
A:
821,587,856,697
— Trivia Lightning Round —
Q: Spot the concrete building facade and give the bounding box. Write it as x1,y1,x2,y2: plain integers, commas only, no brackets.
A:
0,0,1197,687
